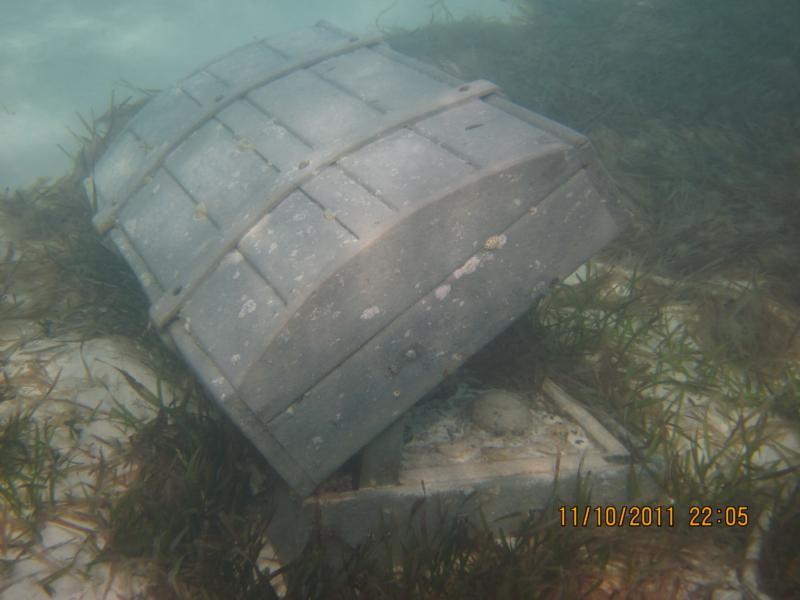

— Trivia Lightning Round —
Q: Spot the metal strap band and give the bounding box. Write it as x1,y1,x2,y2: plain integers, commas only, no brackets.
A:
93,33,384,234
150,79,500,328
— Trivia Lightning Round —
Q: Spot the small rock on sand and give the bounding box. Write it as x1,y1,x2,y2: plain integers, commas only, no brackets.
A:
470,390,532,435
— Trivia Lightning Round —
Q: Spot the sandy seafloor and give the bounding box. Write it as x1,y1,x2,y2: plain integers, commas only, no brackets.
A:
0,0,514,192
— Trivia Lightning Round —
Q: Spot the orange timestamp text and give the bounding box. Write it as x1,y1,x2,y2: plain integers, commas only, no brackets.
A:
560,505,674,527
559,505,750,528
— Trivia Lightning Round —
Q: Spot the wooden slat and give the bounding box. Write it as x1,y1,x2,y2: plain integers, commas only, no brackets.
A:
542,378,630,459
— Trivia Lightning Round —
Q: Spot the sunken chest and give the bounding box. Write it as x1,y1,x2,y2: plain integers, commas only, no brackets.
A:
87,21,628,497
